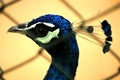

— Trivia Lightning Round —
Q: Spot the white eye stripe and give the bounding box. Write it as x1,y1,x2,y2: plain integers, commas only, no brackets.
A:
25,22,55,30
43,22,55,28
25,22,41,30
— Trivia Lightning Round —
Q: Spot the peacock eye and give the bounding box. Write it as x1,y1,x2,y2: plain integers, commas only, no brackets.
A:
35,24,48,37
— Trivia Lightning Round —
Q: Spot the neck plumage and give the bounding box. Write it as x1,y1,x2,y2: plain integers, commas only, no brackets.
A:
43,35,79,80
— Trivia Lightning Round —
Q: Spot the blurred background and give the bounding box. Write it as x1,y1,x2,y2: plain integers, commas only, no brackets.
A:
0,0,120,80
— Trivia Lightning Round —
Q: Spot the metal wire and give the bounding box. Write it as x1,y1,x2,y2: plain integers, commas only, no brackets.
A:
0,0,120,80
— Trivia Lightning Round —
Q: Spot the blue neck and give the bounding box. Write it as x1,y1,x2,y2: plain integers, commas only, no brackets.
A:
44,35,79,80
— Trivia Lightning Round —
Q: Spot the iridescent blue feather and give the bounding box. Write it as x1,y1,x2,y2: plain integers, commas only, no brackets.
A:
28,14,79,80
101,20,112,53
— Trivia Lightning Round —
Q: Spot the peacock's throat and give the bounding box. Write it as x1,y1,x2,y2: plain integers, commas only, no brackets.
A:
44,35,79,80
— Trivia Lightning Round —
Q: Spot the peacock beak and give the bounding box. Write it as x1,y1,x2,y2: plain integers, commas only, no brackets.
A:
8,22,28,35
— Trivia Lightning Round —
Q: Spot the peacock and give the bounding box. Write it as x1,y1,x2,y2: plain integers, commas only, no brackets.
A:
8,14,79,80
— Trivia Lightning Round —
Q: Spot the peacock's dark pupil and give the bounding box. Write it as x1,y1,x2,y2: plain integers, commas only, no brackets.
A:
35,24,48,37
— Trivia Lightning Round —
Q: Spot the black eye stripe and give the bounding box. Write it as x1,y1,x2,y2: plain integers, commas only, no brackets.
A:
31,23,58,37
26,23,58,37
47,26,58,31
35,24,48,37
35,23,58,31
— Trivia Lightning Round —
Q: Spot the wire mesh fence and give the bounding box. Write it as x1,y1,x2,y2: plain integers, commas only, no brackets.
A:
0,0,120,80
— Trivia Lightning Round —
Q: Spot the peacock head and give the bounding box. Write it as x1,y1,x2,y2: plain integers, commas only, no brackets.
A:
8,14,73,49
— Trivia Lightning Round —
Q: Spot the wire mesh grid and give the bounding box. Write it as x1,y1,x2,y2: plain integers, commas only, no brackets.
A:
0,0,120,80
